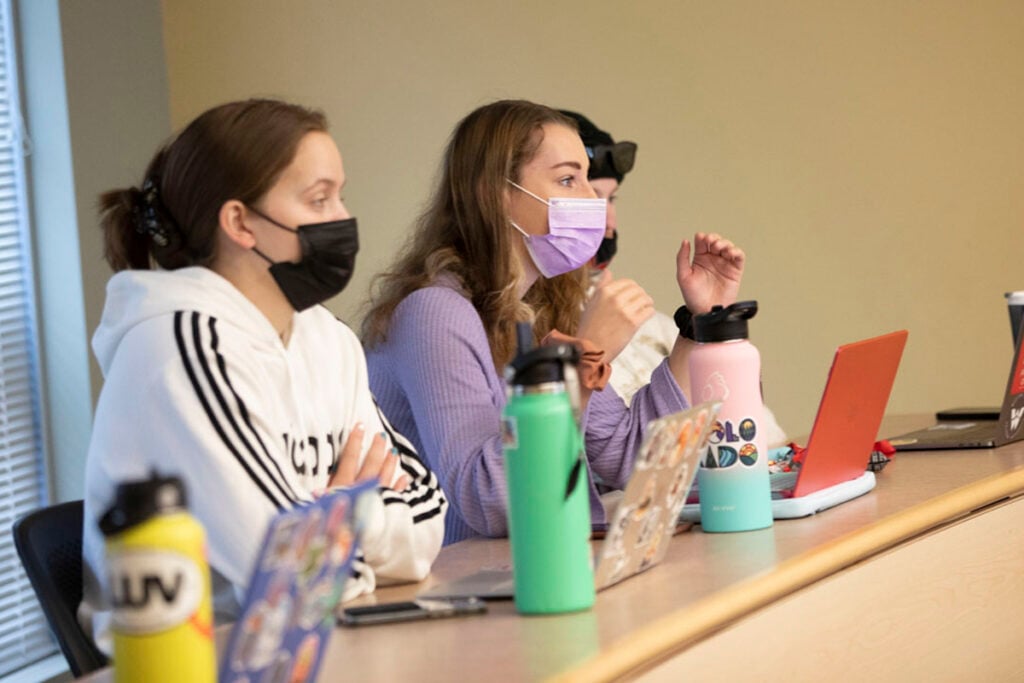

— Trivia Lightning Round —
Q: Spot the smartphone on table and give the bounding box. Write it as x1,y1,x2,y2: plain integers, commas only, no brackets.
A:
338,597,487,627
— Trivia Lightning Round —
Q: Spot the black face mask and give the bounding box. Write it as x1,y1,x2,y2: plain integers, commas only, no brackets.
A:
248,207,359,311
593,230,618,269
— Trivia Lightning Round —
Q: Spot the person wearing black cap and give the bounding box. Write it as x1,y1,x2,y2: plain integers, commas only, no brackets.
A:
560,109,787,445
557,110,636,272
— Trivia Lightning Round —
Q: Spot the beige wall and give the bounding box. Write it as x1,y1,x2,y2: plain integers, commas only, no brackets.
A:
61,0,171,405
151,0,1024,433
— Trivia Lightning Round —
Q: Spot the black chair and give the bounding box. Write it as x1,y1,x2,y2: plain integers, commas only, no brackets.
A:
12,500,109,676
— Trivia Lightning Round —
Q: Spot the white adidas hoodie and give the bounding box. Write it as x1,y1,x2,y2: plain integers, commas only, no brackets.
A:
80,267,446,651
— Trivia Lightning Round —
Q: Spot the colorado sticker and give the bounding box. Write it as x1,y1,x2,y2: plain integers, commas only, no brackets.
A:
739,443,758,466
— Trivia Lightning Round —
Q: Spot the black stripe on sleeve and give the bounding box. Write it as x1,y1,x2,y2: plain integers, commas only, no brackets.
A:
412,506,445,524
189,313,301,508
373,402,424,464
206,317,305,504
174,311,286,511
364,393,447,523
349,550,366,580
378,489,438,509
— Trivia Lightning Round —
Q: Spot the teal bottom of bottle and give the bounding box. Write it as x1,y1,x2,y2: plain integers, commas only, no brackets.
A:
697,467,774,532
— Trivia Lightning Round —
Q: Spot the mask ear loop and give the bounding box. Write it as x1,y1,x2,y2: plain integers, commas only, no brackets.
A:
509,220,532,239
507,179,548,241
505,179,551,206
246,205,299,234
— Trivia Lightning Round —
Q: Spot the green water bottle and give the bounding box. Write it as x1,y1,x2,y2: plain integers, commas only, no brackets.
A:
502,323,595,614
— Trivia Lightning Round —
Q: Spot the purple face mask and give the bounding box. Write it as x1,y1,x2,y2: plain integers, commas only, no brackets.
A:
507,180,607,278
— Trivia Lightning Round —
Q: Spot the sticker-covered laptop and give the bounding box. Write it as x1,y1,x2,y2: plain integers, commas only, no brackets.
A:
683,330,908,519
219,480,375,683
417,402,719,600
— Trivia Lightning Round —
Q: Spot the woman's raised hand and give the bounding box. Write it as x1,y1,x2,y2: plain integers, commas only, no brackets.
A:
676,232,745,314
577,269,655,362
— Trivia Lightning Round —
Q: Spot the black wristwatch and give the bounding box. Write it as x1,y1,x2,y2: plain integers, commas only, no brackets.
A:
673,305,696,341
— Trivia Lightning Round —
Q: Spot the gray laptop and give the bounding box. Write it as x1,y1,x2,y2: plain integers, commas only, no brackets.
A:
888,294,1024,450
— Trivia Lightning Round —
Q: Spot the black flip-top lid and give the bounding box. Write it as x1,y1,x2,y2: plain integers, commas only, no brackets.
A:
692,301,759,342
99,473,188,537
507,322,580,386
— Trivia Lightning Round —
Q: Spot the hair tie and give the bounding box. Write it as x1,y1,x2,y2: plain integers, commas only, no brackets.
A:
132,178,179,249
540,329,611,391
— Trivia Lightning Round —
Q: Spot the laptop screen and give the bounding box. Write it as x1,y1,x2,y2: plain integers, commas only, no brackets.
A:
793,330,907,498
219,481,375,683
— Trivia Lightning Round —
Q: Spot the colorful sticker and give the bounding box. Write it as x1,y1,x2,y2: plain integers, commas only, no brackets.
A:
219,482,374,683
500,416,518,450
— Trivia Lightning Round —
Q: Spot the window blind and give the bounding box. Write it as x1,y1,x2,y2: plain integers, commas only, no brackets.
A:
0,0,57,676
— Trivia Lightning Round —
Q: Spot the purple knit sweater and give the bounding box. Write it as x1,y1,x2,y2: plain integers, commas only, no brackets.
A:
366,279,689,544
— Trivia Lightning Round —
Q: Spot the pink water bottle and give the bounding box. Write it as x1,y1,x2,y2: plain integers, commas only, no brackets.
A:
688,301,773,532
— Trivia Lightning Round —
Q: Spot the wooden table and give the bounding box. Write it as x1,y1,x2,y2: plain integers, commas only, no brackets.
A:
82,415,1024,681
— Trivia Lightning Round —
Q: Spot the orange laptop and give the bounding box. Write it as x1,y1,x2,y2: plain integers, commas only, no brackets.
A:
682,329,908,519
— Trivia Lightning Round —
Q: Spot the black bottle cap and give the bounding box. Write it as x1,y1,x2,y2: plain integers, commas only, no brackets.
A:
98,473,188,537
691,301,759,342
507,321,580,386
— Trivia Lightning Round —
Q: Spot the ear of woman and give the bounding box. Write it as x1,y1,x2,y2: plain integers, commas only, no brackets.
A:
218,199,257,250
211,198,296,340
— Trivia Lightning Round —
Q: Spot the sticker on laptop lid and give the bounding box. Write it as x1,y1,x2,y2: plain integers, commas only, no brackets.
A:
219,480,376,683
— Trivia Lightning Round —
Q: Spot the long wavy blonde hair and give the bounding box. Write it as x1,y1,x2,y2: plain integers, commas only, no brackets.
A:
362,99,589,369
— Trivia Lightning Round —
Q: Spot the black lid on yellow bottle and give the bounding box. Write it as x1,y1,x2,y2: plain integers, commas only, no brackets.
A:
99,473,187,537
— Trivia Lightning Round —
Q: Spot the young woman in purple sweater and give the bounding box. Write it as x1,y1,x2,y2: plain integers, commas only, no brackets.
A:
363,100,745,544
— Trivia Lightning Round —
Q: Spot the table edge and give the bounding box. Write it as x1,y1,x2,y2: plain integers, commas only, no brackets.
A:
552,465,1024,682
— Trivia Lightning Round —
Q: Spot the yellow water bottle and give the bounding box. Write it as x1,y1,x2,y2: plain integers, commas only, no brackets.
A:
100,475,215,682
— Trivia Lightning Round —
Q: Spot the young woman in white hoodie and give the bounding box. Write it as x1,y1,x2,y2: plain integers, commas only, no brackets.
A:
80,98,446,651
